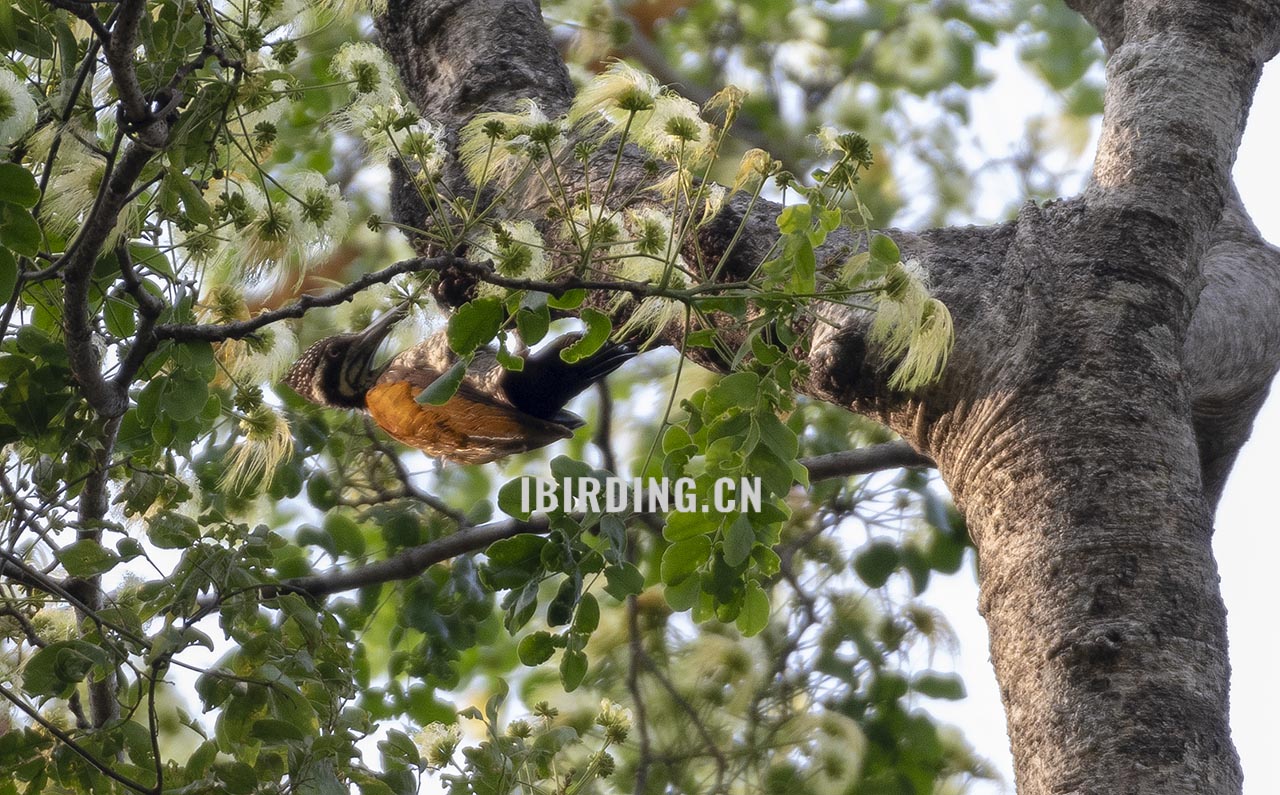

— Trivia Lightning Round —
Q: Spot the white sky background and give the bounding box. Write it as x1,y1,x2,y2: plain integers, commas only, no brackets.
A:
912,42,1280,795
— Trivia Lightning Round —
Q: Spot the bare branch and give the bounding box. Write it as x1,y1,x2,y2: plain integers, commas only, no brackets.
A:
112,245,165,389
155,253,702,343
154,256,454,343
274,515,550,599
800,441,933,482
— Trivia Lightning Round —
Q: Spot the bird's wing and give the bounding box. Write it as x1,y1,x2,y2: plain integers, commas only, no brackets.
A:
369,342,573,464
365,381,572,464
388,332,512,405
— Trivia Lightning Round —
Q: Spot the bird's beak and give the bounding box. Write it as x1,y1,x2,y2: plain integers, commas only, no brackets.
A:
350,303,410,354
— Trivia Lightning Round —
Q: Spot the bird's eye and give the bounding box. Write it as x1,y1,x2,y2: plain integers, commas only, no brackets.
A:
325,346,342,360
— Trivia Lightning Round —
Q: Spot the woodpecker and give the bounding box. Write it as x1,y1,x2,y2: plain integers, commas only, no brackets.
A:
283,309,635,464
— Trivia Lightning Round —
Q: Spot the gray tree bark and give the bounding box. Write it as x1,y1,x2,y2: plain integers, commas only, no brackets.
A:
376,0,1280,792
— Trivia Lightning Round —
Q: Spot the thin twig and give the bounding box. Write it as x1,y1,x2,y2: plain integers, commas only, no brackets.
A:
269,515,551,599
154,255,454,342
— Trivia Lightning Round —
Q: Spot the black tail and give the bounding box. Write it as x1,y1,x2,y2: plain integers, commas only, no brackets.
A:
501,335,636,422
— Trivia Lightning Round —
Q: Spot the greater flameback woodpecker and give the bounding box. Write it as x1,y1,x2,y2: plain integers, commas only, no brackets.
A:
283,309,636,464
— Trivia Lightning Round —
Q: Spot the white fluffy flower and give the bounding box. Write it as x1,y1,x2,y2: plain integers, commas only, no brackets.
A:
0,70,36,146
458,99,562,185
634,93,712,161
332,42,400,102
389,118,447,178
333,96,422,161
221,408,294,493
568,61,660,128
610,207,689,339
285,170,349,249
416,722,461,768
469,220,549,297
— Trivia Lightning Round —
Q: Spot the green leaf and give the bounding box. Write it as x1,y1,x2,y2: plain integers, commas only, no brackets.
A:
379,729,421,770
703,372,759,419
696,295,747,317
776,203,812,235
161,375,209,422
217,762,258,795
547,289,585,309
15,324,59,358
323,512,366,558
250,718,307,743
0,164,39,208
925,527,966,574
0,248,16,303
661,425,694,454
186,741,218,779
559,648,587,691
306,474,337,511
722,515,755,568
483,534,547,589
573,593,600,633
172,173,212,225
22,642,97,698
869,233,901,265
660,536,711,585
515,305,549,345
447,297,503,355
663,573,700,611
911,672,967,700
495,341,524,372
736,582,770,636
546,575,579,627
104,293,137,338
0,202,41,258
497,476,537,520
559,308,611,363
663,509,716,542
116,538,144,560
790,235,816,294
853,540,900,588
757,412,798,460
748,447,796,495
57,539,120,577
148,511,200,549
603,562,644,600
517,631,555,665
415,355,469,405
817,206,843,235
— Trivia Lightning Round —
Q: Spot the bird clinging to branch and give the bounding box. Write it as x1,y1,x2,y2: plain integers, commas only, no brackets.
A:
283,309,636,464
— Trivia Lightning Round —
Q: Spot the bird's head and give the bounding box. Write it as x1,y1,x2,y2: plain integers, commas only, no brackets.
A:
283,307,406,409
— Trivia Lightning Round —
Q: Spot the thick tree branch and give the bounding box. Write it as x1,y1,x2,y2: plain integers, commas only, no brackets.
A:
62,138,154,418
800,441,932,481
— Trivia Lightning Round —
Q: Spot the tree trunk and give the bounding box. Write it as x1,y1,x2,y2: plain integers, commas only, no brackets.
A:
376,0,1280,791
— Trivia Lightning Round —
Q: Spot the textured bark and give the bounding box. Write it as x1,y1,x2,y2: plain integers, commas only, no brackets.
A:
376,0,1280,792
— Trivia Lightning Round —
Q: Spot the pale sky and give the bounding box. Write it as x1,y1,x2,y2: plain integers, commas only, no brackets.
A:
914,48,1280,795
